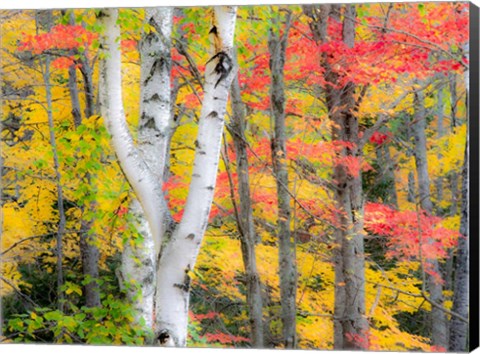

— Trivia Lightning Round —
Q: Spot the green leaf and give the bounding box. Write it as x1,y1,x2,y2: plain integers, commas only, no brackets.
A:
44,310,63,321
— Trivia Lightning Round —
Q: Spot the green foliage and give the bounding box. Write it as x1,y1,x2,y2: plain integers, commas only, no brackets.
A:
6,279,150,345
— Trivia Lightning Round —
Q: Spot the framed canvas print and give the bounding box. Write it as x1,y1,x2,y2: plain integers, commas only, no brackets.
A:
0,0,478,352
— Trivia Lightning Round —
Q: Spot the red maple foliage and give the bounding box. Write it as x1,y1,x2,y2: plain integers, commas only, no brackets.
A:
204,331,250,345
19,24,97,54
364,203,460,281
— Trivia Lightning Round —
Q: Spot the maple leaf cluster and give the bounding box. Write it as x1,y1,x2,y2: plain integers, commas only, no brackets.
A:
364,203,460,279
236,2,468,106
18,24,97,69
369,131,391,145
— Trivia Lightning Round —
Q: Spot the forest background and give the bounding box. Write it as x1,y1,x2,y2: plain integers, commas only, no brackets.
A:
0,0,476,352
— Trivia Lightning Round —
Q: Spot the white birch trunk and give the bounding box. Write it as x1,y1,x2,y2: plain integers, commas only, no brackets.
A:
98,9,169,258
99,6,237,346
154,6,237,347
119,200,156,329
119,7,174,332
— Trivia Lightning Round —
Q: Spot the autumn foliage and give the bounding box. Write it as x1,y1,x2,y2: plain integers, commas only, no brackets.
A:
1,2,470,351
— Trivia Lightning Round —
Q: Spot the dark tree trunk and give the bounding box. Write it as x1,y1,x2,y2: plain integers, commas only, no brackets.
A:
79,221,100,307
38,10,66,312
229,65,265,348
61,11,101,308
449,73,458,129
268,14,297,349
375,143,398,208
67,64,82,127
412,90,448,349
449,172,459,216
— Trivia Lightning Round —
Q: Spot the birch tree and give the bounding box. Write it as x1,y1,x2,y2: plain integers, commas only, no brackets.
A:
98,6,237,346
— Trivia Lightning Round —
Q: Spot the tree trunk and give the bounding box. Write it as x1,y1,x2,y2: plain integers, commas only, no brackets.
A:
154,7,237,346
304,4,368,349
375,143,398,208
38,10,66,312
412,89,448,349
435,86,445,205
408,171,416,203
59,10,102,309
449,136,469,351
118,7,174,331
268,13,297,349
67,62,82,127
449,47,469,351
119,200,156,329
383,144,398,208
449,73,458,129
449,172,459,216
99,6,237,347
229,58,264,347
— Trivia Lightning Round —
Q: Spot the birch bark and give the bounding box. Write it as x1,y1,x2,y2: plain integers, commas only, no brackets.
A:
98,6,237,346
154,7,237,346
119,7,174,330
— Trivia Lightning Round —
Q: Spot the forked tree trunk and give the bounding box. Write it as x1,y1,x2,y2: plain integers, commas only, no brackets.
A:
229,62,264,347
98,6,237,347
268,13,297,349
412,90,448,349
119,7,174,330
304,4,368,349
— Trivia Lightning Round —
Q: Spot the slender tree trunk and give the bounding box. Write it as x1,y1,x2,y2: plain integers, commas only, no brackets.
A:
229,60,264,347
449,73,458,129
449,172,459,216
268,13,297,349
449,52,469,351
383,144,398,208
59,10,102,309
449,136,469,351
412,90,448,349
375,143,398,208
435,86,445,204
67,64,82,127
38,11,66,312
